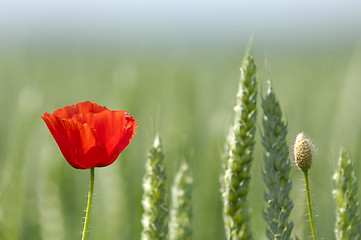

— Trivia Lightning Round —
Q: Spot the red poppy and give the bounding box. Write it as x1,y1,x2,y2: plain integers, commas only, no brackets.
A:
42,101,137,169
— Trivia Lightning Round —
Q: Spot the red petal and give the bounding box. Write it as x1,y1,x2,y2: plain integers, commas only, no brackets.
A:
42,101,137,169
53,101,108,120
104,113,138,166
41,113,108,169
70,110,137,166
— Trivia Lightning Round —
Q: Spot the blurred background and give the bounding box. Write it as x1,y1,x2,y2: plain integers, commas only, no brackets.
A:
1,0,361,239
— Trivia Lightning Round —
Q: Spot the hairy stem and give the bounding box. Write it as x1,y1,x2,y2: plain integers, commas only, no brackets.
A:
81,168,95,240
304,171,317,240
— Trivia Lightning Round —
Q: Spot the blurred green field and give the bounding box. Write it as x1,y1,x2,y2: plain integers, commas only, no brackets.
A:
1,40,361,240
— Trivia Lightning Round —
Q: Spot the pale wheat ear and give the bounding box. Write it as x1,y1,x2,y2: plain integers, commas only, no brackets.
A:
169,161,193,240
292,132,317,240
333,147,361,239
262,81,294,240
222,54,257,240
141,135,168,240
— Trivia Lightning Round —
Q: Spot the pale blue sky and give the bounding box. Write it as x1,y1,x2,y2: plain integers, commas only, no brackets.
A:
1,0,360,44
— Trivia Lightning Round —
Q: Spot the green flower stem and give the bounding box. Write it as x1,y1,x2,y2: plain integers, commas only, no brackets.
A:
303,171,317,240
81,167,95,240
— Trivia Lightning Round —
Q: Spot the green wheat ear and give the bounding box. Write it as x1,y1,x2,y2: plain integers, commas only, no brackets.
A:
222,55,257,240
333,148,361,240
169,161,193,240
262,82,294,240
141,135,168,240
